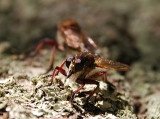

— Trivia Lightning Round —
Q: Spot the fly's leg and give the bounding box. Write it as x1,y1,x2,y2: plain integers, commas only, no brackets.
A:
31,38,59,73
88,71,107,82
49,62,66,86
69,78,99,104
55,60,66,75
50,66,67,85
69,79,85,104
69,85,85,104
45,46,56,73
83,79,99,102
32,38,58,56
104,72,107,83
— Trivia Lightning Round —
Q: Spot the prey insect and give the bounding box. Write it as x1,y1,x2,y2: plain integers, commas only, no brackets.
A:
51,51,130,103
31,19,97,73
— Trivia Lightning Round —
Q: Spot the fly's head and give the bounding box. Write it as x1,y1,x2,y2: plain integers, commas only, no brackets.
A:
65,52,95,78
58,19,81,33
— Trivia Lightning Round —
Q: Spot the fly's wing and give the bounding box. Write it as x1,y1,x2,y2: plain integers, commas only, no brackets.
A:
82,31,97,53
95,57,130,71
63,29,82,49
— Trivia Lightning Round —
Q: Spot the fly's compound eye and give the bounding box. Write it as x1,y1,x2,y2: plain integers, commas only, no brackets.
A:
75,59,84,72
66,56,74,68
94,53,100,57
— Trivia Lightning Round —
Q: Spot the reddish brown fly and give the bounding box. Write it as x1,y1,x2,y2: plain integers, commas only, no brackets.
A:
51,51,130,103
31,19,97,73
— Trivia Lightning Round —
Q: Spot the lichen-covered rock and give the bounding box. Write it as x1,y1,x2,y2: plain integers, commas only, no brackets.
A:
139,93,160,119
1,0,160,118
0,69,137,119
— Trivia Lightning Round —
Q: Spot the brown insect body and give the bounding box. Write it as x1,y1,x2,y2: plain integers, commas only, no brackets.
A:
57,19,97,52
32,19,97,73
51,51,130,103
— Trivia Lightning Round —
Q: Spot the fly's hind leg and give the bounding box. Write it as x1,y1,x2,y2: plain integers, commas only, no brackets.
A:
31,38,59,73
32,38,58,56
88,71,107,83
45,46,56,73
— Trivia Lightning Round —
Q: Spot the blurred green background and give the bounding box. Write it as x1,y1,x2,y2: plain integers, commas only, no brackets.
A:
0,0,160,67
0,0,160,74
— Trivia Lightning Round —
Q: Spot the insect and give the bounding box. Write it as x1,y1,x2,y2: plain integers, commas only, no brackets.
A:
51,51,130,103
31,19,97,73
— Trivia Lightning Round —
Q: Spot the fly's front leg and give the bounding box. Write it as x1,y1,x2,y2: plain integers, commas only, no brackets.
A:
49,64,67,86
55,60,66,75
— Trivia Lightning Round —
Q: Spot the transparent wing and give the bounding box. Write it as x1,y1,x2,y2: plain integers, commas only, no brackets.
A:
95,57,130,71
82,32,97,53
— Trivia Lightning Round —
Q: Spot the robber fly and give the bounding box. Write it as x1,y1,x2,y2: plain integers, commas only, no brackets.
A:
31,19,97,73
51,51,130,103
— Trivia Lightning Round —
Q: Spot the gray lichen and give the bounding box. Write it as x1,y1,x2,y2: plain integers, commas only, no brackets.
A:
139,94,160,119
0,68,136,119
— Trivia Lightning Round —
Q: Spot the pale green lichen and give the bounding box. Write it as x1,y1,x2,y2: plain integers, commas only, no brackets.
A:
0,98,8,110
0,53,137,118
0,71,136,118
1,71,135,118
117,107,137,119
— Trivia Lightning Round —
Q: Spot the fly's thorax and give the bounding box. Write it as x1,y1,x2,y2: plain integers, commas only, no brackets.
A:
66,52,96,78
69,58,94,74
